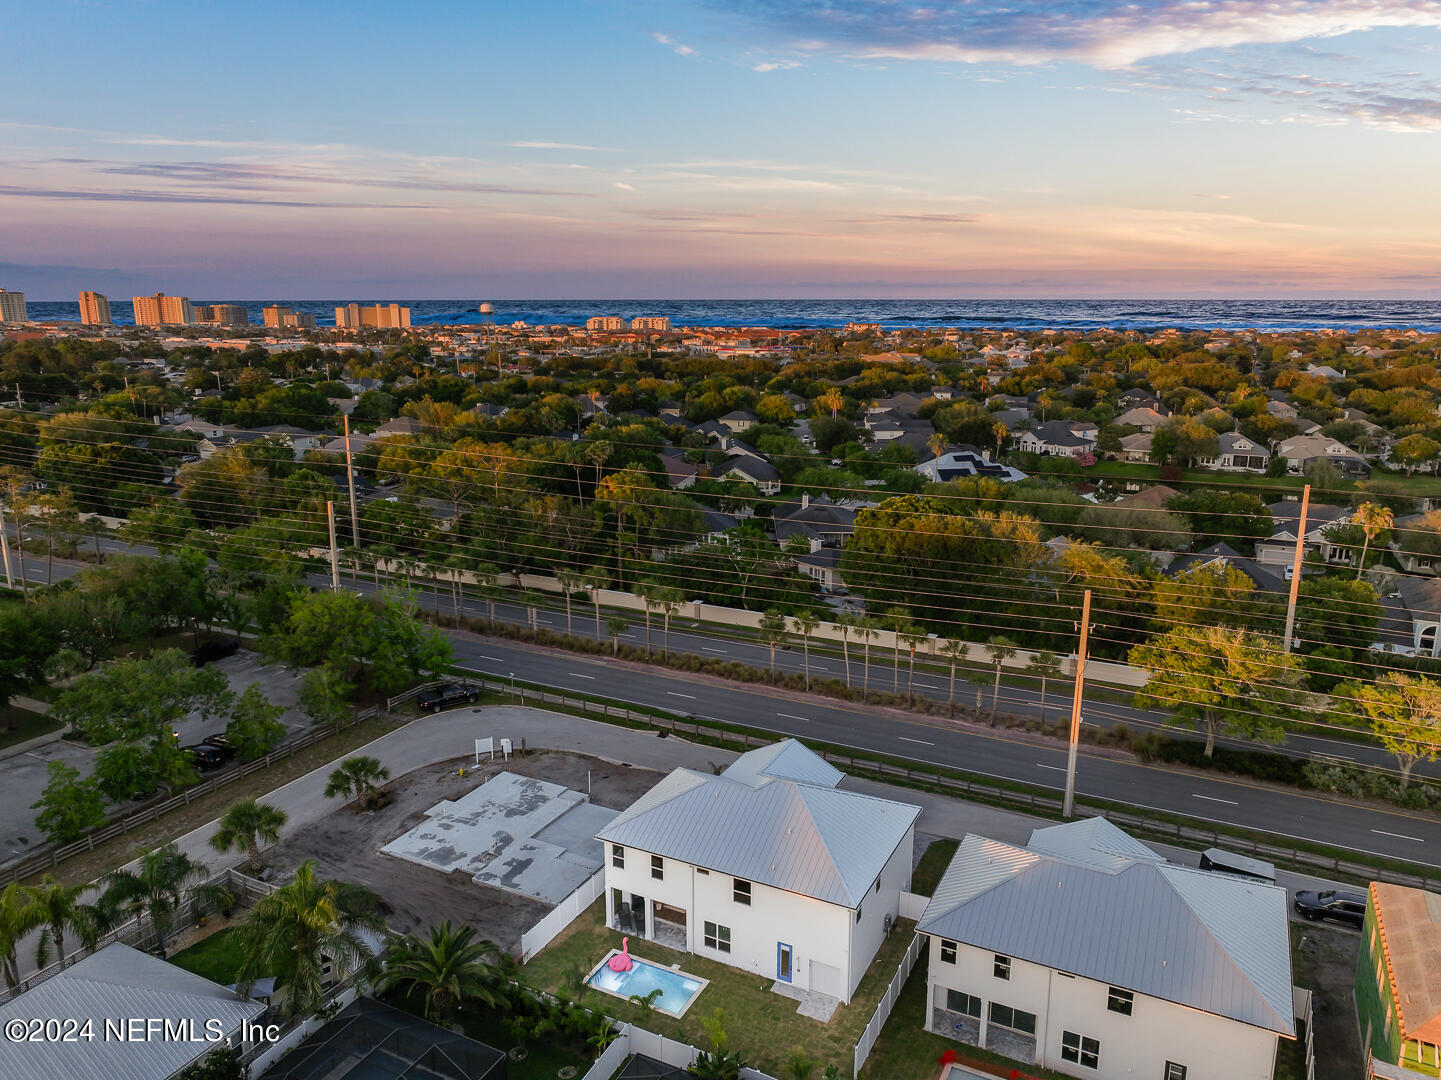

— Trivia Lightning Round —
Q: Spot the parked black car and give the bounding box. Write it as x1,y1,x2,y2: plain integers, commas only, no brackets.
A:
418,682,481,712
201,734,238,761
182,743,228,771
1294,889,1367,928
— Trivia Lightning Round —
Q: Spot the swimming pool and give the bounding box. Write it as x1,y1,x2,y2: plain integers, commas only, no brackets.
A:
585,951,708,1018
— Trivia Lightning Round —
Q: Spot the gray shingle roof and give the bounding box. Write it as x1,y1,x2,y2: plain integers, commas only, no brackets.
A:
598,754,918,908
0,943,265,1080
917,820,1294,1036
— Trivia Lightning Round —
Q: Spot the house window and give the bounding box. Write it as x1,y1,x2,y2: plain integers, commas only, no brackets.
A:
651,855,664,881
1164,1064,1187,1080
733,879,751,905
697,868,709,876
946,989,981,1018
987,1002,1035,1036
993,954,1011,980
1107,987,1133,1015
1062,1031,1100,1069
704,921,731,953
611,844,624,870
856,904,863,924
939,939,957,965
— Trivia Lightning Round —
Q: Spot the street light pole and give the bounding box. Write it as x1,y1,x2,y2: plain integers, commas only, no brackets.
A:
1063,589,1092,819
0,501,13,591
343,414,360,550
1281,484,1311,653
327,501,340,592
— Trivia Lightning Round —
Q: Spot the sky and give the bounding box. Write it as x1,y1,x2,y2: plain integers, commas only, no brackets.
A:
3,0,1441,300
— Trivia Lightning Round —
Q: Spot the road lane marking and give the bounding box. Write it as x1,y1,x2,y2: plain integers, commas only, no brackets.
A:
667,692,697,699
1036,764,1066,772
777,713,811,722
1373,829,1425,842
568,673,596,680
915,682,942,690
702,647,728,654
476,656,506,663
1192,794,1239,805
898,737,934,746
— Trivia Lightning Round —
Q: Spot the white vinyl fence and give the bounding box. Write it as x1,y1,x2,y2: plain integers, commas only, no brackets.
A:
853,932,923,1077
520,868,606,961
579,1024,782,1080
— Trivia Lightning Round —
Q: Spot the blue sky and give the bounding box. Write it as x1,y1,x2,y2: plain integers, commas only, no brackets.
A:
4,0,1441,299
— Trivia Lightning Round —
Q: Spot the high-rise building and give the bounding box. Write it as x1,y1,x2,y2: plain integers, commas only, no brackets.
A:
587,315,625,331
132,293,196,326
195,303,250,327
78,291,113,326
0,289,27,324
263,305,316,329
631,316,671,332
334,302,411,329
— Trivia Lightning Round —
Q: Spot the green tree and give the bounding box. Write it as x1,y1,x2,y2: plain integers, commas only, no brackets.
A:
792,612,821,689
1296,576,1382,654
31,761,107,845
29,876,89,969
984,637,1019,722
1027,650,1063,726
1393,433,1441,476
940,639,969,717
0,882,43,989
759,610,789,675
100,845,231,957
1130,626,1303,758
299,664,355,727
209,798,289,871
1165,489,1272,551
605,615,628,655
324,755,390,810
236,861,384,1019
378,921,510,1025
0,607,55,729
1352,501,1395,578
1342,674,1441,788
225,683,286,761
52,649,232,748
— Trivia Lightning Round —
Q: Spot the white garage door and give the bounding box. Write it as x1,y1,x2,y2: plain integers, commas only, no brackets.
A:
809,959,844,998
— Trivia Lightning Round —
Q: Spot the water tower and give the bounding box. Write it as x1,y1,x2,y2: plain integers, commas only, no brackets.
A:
477,302,494,324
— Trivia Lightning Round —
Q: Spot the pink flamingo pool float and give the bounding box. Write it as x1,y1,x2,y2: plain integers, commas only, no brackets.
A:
608,937,634,972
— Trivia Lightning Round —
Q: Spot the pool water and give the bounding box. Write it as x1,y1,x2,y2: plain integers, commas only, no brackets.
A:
586,953,705,1017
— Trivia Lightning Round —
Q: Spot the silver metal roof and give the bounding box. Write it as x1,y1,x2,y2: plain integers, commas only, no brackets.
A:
598,762,919,908
917,822,1294,1036
723,739,843,789
0,943,266,1080
1027,816,1164,873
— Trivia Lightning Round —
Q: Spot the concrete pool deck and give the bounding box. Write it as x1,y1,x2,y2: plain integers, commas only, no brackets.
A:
380,770,617,904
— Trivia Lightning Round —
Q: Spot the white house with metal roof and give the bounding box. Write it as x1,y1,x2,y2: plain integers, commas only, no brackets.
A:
917,817,1295,1080
596,739,920,1004
0,942,266,1080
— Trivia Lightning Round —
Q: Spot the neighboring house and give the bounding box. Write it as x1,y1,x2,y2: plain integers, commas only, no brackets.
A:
772,493,856,548
794,546,845,591
1164,542,1288,593
1254,500,1350,568
719,455,782,495
1117,389,1167,414
918,817,1295,1079
1395,576,1441,655
659,449,699,490
248,424,329,456
1307,364,1346,381
1113,406,1169,433
374,415,420,438
1198,433,1271,473
0,943,266,1080
170,418,225,440
1356,882,1441,1077
1266,398,1299,421
1391,514,1441,576
597,739,921,1004
1016,421,1096,457
1110,484,1181,512
718,409,758,433
914,447,1028,484
1276,435,1371,478
1115,432,1152,462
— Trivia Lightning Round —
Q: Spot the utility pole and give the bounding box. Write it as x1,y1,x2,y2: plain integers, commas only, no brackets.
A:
343,414,360,549
1281,484,1311,654
1062,589,1092,819
327,501,340,592
0,501,13,590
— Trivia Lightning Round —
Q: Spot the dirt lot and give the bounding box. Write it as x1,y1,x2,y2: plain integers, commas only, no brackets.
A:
1293,921,1362,1080
256,749,663,954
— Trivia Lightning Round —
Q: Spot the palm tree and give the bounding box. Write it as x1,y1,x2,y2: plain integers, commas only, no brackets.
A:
585,570,610,639
992,421,1008,459
210,798,289,872
941,640,969,717
656,588,685,656
883,608,913,695
0,882,42,989
759,610,789,675
379,922,510,1026
900,629,929,706
834,615,854,687
817,388,843,420
605,615,628,655
324,756,391,811
634,584,659,656
927,431,946,461
473,563,501,624
854,619,879,699
1027,651,1062,726
101,845,230,958
29,876,88,970
236,861,384,1020
791,612,821,688
556,571,584,635
984,636,1020,723
1353,501,1394,579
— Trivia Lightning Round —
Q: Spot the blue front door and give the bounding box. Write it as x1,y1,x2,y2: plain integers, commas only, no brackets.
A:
777,943,793,982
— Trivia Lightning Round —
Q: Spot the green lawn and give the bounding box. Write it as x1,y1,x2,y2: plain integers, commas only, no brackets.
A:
523,899,918,1078
169,927,246,986
911,839,959,897
0,707,63,752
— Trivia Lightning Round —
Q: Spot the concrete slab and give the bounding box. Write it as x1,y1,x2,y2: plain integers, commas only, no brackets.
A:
380,771,617,904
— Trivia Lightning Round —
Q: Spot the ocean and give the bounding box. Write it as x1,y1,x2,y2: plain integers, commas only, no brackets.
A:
20,298,1441,332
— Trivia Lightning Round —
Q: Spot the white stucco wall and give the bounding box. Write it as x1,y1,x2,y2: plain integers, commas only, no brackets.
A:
846,825,914,998
925,938,1283,1080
